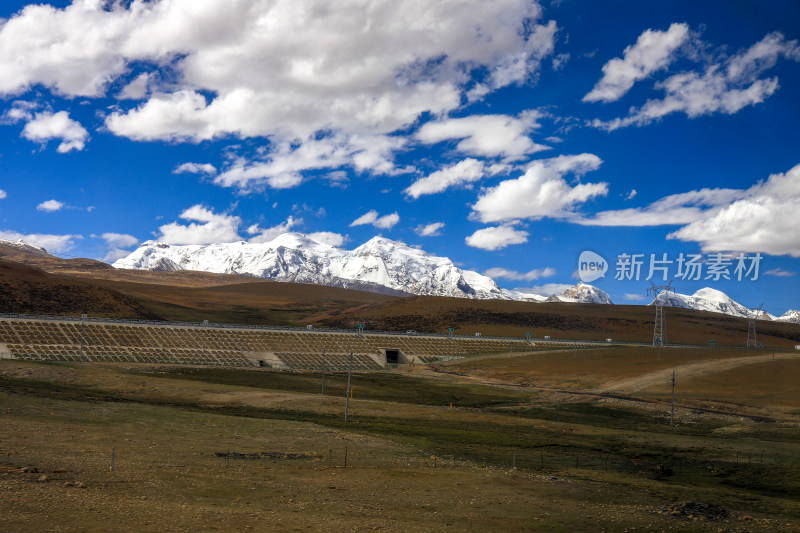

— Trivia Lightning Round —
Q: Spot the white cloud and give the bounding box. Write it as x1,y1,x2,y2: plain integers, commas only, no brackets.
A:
667,163,800,257
173,162,217,175
214,135,405,192
117,72,154,100
765,268,795,277
592,31,800,130
156,205,242,245
512,283,572,297
37,199,65,212
0,190,6,199
414,222,445,237
101,233,139,248
583,23,689,103
471,154,607,223
624,189,638,201
483,266,555,281
405,159,485,199
0,0,553,140
551,53,570,71
308,231,347,247
349,209,399,230
103,248,135,263
416,112,549,160
576,187,743,226
373,212,400,229
96,232,139,263
19,110,89,153
350,210,379,227
465,225,529,251
623,293,646,301
246,216,301,243
0,1,557,189
0,229,81,254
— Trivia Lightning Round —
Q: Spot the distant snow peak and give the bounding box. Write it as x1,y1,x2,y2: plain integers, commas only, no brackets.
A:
548,282,614,304
0,238,48,254
776,310,800,324
650,287,774,319
114,232,507,300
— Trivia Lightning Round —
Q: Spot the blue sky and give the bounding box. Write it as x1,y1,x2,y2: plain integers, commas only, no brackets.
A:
0,0,799,314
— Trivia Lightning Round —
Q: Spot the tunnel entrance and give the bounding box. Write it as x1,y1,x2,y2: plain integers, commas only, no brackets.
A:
385,349,400,364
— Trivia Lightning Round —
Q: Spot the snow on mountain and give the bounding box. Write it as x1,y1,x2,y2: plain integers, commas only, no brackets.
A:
113,233,507,300
650,287,775,319
546,282,614,304
500,289,548,302
775,310,800,324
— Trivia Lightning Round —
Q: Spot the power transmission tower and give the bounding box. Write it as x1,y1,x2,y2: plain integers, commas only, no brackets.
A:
647,281,675,346
746,303,764,349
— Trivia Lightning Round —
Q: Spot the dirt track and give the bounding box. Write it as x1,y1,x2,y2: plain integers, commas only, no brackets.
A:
602,352,800,392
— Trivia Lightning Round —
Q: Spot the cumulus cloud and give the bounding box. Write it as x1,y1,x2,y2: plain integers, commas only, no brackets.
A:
414,222,445,237
0,1,558,189
350,210,379,227
667,163,800,257
373,212,400,229
156,205,242,245
97,232,140,262
0,1,554,138
404,159,486,199
350,210,399,229
101,233,139,248
592,31,800,130
416,112,549,160
471,154,607,223
37,199,65,212
117,72,155,100
465,225,529,250
483,266,555,281
173,162,217,175
214,134,405,192
0,190,6,199
246,216,301,243
10,109,89,153
308,231,347,247
0,229,81,254
583,23,689,103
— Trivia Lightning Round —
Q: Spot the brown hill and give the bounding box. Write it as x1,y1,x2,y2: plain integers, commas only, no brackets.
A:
310,294,800,348
0,260,160,319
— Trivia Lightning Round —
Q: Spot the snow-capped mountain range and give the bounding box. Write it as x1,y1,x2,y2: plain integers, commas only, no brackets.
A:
650,287,800,323
3,233,789,322
114,233,508,299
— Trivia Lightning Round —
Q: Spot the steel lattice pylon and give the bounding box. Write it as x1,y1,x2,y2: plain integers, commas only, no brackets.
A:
746,303,764,349
647,281,675,346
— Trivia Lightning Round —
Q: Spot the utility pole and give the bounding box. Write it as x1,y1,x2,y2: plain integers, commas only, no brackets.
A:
344,352,353,422
79,312,87,363
321,349,326,395
670,368,676,426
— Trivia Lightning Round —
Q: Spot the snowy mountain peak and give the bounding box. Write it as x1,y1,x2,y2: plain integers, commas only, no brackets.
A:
546,282,614,304
776,310,800,324
651,286,767,319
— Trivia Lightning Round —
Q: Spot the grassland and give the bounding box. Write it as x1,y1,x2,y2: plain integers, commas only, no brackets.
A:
1,345,799,532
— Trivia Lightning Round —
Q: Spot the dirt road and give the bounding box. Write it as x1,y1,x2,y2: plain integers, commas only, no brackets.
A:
602,352,800,392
